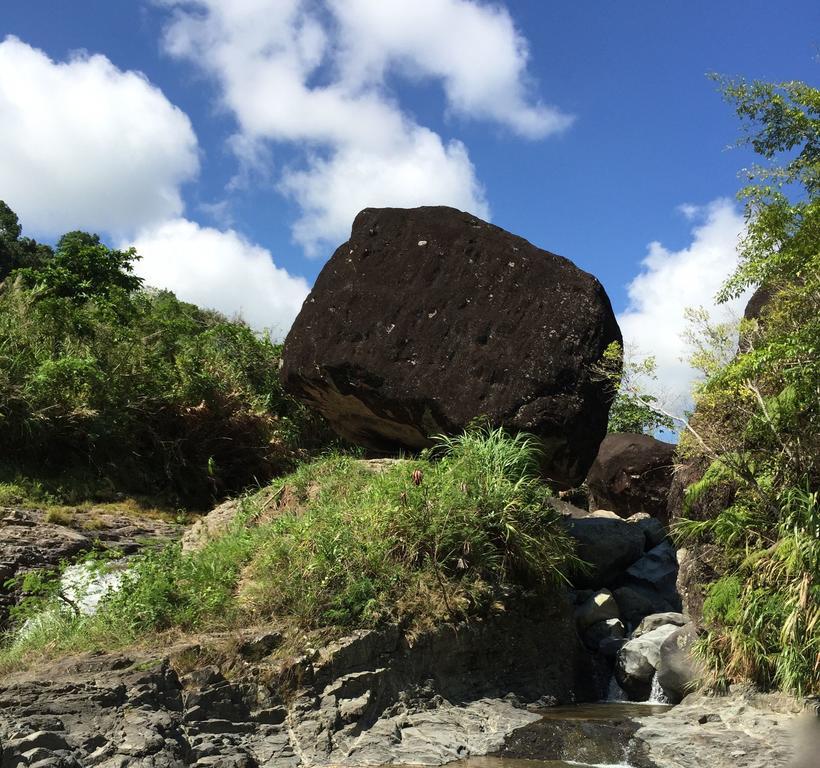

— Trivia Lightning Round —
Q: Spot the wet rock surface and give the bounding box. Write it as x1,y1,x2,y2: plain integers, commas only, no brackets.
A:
499,709,641,765
281,205,621,487
0,599,603,767
616,624,679,700
656,622,703,704
489,692,811,768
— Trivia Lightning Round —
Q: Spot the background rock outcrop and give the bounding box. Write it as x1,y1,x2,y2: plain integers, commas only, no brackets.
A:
564,514,647,588
282,206,622,487
586,433,676,523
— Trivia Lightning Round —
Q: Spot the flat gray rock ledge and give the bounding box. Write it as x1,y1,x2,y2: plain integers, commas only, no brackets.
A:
627,687,817,768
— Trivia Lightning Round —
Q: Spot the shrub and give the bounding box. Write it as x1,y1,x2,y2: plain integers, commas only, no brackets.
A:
244,428,576,627
673,77,820,699
0,205,333,507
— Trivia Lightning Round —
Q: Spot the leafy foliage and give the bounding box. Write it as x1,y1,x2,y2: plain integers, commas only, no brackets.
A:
0,201,51,281
681,487,818,696
17,231,143,304
0,203,330,507
711,77,819,300
597,341,675,434
675,78,819,697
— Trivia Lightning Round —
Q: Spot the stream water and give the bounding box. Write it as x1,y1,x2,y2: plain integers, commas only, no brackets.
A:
17,560,126,639
450,701,673,768
537,702,672,720
326,701,668,768
447,759,631,768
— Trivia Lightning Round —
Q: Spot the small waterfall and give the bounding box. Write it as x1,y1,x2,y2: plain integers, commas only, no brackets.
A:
18,560,125,640
647,671,670,704
60,561,124,615
604,672,671,705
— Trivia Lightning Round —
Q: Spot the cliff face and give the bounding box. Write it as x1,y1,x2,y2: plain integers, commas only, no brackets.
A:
0,596,604,768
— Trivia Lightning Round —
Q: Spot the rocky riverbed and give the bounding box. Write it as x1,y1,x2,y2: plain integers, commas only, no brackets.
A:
4,498,814,768
0,595,608,768
0,443,814,768
2,612,814,768
628,687,818,768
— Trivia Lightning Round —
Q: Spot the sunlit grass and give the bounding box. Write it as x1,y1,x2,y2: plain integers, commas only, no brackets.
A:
0,428,577,672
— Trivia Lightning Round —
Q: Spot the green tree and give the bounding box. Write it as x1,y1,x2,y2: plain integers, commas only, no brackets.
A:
713,77,819,301
0,200,52,281
18,230,142,304
598,341,675,434
0,203,331,507
676,77,819,697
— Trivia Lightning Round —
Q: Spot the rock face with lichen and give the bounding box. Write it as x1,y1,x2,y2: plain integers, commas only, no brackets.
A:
281,206,621,487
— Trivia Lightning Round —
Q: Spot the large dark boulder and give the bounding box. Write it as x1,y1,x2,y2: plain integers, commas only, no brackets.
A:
624,541,680,601
564,515,646,589
613,585,675,630
282,206,621,487
739,284,774,352
743,284,774,322
586,433,676,523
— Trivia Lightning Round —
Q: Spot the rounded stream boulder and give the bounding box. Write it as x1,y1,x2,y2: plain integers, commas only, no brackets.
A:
281,206,622,487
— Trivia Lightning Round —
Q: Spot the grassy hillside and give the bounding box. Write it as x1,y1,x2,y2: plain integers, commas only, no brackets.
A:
0,428,576,672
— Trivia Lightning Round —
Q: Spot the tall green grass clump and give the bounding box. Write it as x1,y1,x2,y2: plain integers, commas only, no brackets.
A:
245,428,576,626
679,487,819,696
0,428,576,669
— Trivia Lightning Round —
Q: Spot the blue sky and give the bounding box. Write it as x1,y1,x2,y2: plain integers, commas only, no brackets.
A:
1,1,818,406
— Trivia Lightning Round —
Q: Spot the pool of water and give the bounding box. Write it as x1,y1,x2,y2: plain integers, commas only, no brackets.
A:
451,758,632,768
378,702,674,768
480,700,672,768
536,701,672,721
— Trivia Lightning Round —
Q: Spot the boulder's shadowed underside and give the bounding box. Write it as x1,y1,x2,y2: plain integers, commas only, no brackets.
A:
282,206,622,486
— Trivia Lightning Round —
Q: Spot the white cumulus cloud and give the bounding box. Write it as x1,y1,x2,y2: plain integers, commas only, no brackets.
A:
0,36,199,238
159,0,566,253
328,0,571,139
281,129,487,255
618,198,750,411
130,218,310,338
